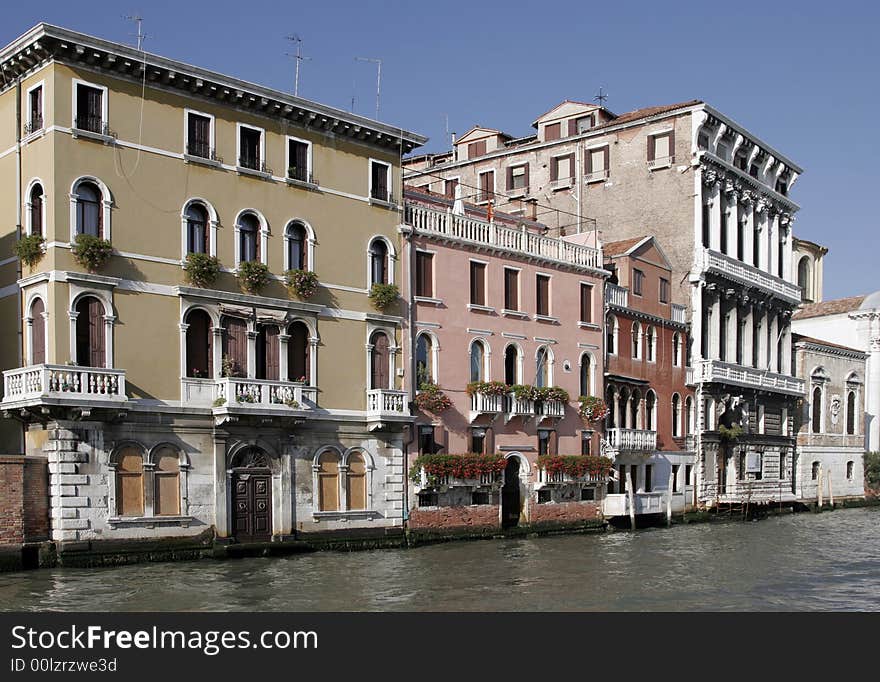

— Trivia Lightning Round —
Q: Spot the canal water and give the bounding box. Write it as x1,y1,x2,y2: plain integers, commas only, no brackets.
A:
2,507,879,611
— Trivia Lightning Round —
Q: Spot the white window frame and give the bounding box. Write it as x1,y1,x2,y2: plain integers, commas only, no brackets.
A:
368,158,392,203
69,176,113,243
550,153,574,186
366,235,396,288
233,208,269,267
468,337,491,383
286,135,313,183
415,330,441,385
631,321,643,360
25,80,45,136
646,325,657,363
71,78,109,132
477,169,496,205
606,314,619,356
183,108,216,159
235,122,266,171
180,198,219,259
502,265,521,314
414,247,437,300
25,177,47,237
283,219,316,272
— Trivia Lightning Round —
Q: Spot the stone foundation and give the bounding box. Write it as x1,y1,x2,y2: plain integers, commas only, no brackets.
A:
530,500,600,526
408,504,500,532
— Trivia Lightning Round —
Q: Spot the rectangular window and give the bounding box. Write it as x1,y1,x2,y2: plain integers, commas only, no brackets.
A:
75,83,104,133
186,111,212,159
27,85,43,132
630,465,638,492
574,115,593,134
536,274,550,316
418,426,436,456
586,146,609,179
238,126,262,170
581,431,592,456
648,131,674,165
478,170,495,203
580,283,593,323
472,491,490,505
470,261,486,306
288,138,311,182
418,492,438,507
415,251,434,298
550,154,574,182
508,164,528,190
370,160,390,201
470,429,486,455
537,429,550,457
468,140,487,158
685,464,693,486
633,269,644,296
537,489,552,504
644,464,653,493
504,268,519,311
580,487,595,501
672,464,680,493
544,122,561,141
659,278,670,304
444,177,459,199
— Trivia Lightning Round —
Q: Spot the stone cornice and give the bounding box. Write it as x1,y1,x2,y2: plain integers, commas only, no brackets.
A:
699,153,799,213
794,339,868,360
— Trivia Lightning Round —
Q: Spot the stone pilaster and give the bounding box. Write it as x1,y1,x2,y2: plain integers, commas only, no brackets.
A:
44,425,89,543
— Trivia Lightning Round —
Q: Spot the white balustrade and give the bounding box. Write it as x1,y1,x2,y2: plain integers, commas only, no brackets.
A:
2,364,126,404
671,304,687,324
214,377,317,409
605,283,629,308
698,359,805,396
607,428,657,452
470,391,503,415
536,399,565,419
698,248,801,302
405,204,603,270
366,388,409,416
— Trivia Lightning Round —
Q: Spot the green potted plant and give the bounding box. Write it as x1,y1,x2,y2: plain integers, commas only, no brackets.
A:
719,424,743,442
413,382,453,413
466,380,509,397
14,234,46,269
237,260,270,294
368,282,399,311
578,395,609,423
184,252,221,288
71,233,113,272
284,268,319,299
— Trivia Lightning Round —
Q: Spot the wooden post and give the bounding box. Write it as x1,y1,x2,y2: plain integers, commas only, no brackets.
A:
666,468,674,527
626,469,636,531
817,466,824,509
828,469,835,507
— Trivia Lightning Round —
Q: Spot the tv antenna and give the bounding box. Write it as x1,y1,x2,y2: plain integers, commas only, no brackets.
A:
123,14,148,51
285,34,311,97
355,56,382,120
594,86,608,107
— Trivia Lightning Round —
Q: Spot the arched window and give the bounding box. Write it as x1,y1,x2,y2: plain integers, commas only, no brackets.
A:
116,446,144,517
579,353,592,397
221,316,247,378
672,332,681,367
646,326,656,362
672,393,681,437
153,446,180,516
288,321,310,383
370,331,390,389
685,396,694,435
75,295,105,368
470,339,486,383
75,181,103,238
30,298,45,365
846,391,856,435
370,239,388,285
346,452,367,510
846,461,854,480
811,461,820,481
29,183,43,237
317,450,340,512
797,257,812,302
618,387,630,427
631,321,642,359
606,314,617,355
185,308,213,378
504,345,520,386
186,203,209,255
645,390,656,430
630,389,641,429
238,213,260,263
286,221,307,271
256,324,280,380
811,385,822,434
606,386,616,428
536,346,550,388
416,333,434,385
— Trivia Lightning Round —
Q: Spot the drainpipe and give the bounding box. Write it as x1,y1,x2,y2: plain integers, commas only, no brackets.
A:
398,130,415,530
14,76,24,454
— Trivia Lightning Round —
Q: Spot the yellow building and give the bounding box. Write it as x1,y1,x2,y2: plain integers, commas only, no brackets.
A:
0,24,426,557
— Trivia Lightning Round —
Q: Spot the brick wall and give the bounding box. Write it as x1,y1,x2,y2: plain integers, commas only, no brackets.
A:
0,456,49,546
409,504,499,531
530,500,600,525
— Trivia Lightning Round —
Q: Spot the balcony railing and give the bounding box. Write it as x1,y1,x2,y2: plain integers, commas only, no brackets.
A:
698,248,801,303
2,365,126,404
405,204,603,270
603,492,665,517
186,141,219,162
416,468,500,490
537,469,606,486
536,398,565,420
686,366,695,386
470,391,504,421
366,388,409,417
697,359,805,395
73,115,111,137
606,428,657,452
605,283,629,308
215,377,317,409
671,304,687,324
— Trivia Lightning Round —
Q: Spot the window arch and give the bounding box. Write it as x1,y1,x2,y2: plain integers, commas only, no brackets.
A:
811,461,820,481
370,331,391,389
75,295,106,368
631,321,642,359
605,386,616,428
416,332,436,385
685,396,694,435
645,326,656,362
317,449,341,512
469,339,488,383
185,202,209,255
504,344,521,386
288,320,311,383
153,445,181,517
184,308,213,378
27,180,44,237
285,220,315,271
630,388,641,429
672,332,682,367
846,461,854,480
797,256,812,302
75,181,103,238
672,393,682,437
368,237,395,286
236,211,262,264
846,390,856,435
29,297,46,365
811,385,823,434
535,346,552,388
579,352,594,397
345,451,368,511
606,314,618,355
115,444,145,517
645,390,656,431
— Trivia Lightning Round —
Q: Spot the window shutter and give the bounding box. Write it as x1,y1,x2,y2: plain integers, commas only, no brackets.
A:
506,165,514,190
648,135,655,162
485,427,495,456
581,284,592,323
523,163,530,188
550,158,558,181
603,147,610,174
568,118,578,136
263,325,280,381
548,431,558,456
585,149,593,174
88,298,105,368
31,299,45,365
434,425,448,454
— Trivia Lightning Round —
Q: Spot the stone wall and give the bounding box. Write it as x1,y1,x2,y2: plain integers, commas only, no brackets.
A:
408,504,499,532
530,500,600,525
0,455,48,545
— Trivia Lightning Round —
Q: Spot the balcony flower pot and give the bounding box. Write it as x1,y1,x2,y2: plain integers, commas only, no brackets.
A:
466,380,509,397
237,260,270,294
284,268,319,299
71,233,113,272
413,382,453,413
537,455,614,480
183,253,221,288
578,395,608,424
14,234,46,269
368,283,399,312
409,453,506,487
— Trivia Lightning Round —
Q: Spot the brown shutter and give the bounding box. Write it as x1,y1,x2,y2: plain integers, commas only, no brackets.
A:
484,427,495,455
581,284,592,323
548,431,558,456
585,149,593,174
117,448,144,517
505,269,518,310
346,453,367,510
568,118,578,136
471,262,486,305
416,252,433,297
523,163,530,188
371,333,389,389
537,275,549,316
263,325,279,380
223,317,247,377
648,134,655,162
603,147,610,175
31,299,45,365
434,425,448,454
550,157,558,181
288,322,309,382
318,452,340,512
506,166,514,190
88,298,105,368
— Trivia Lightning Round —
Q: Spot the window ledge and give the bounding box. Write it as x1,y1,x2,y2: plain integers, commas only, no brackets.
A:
236,166,273,180
413,296,443,306
648,157,675,171
550,178,574,191
184,153,222,168
312,510,378,521
535,314,559,325
71,128,116,145
502,309,529,319
369,197,398,210
578,321,600,330
22,129,45,145
285,177,321,192
467,303,496,314
506,186,529,198
584,171,609,184
108,515,194,529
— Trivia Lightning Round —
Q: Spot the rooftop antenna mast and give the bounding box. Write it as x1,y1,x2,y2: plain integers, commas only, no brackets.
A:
123,14,148,51
355,56,382,120
594,86,608,108
285,34,311,97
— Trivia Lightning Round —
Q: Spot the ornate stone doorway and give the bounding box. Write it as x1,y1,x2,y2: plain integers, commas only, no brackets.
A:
231,448,272,542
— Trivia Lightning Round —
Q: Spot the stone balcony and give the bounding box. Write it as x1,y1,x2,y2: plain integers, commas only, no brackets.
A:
181,376,318,414
414,469,500,492
471,391,566,424
697,248,801,304
2,364,127,408
469,391,504,422
697,359,805,396
605,283,629,308
366,389,409,425
606,427,657,453
535,469,607,488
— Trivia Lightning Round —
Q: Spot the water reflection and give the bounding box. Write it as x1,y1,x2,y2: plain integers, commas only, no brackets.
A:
1,507,878,611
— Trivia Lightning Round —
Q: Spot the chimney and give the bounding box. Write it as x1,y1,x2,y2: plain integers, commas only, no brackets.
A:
525,198,538,222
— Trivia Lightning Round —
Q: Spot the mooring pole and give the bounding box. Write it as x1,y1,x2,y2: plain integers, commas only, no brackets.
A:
626,469,636,531
828,469,835,507
817,466,824,509
666,468,674,527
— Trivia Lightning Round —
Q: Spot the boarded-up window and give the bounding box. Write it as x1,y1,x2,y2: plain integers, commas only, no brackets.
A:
536,274,550,316
222,316,247,377
116,447,144,517
30,298,45,365
580,283,592,323
346,452,367,510
544,122,561,141
504,268,519,310
288,321,310,383
318,451,340,511
75,296,105,368
154,447,180,516
470,261,486,305
415,251,434,298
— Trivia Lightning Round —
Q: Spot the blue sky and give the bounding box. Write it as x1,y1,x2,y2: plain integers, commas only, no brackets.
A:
4,0,877,299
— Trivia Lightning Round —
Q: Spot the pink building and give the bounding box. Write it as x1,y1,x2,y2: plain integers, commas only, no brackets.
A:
400,188,609,536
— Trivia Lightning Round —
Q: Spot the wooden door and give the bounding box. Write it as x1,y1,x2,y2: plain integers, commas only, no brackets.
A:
288,322,310,382
31,298,45,365
232,471,272,542
222,317,247,377
370,332,389,389
263,325,279,380
76,297,105,368
501,457,521,529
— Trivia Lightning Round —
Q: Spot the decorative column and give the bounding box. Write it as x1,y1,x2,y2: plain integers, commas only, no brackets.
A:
756,305,767,370
755,200,769,272
213,435,229,539
724,184,738,257
742,193,755,265
743,302,754,368
692,283,704,364
178,322,189,381
246,330,258,379
709,181,722,252
212,327,223,379
768,211,779,278
68,310,79,363
710,291,721,360
725,295,738,362
103,315,117,369
278,333,290,382
781,215,793,281
769,312,779,373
